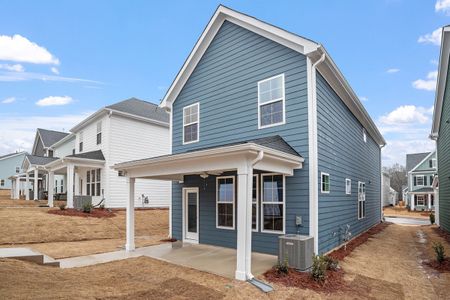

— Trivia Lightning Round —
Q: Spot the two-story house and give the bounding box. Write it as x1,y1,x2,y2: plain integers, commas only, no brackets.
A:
405,151,437,211
114,6,385,281
0,151,28,198
22,98,171,209
431,25,450,232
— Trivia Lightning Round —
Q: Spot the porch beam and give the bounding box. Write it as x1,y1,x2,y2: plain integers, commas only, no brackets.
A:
126,177,135,251
48,171,54,208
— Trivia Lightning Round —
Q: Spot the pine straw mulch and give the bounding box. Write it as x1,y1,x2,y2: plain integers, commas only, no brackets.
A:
264,222,391,293
48,208,116,218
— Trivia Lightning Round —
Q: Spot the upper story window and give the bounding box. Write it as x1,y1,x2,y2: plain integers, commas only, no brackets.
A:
345,178,351,195
183,103,199,144
96,121,102,145
47,149,54,158
321,172,330,193
0,179,4,186
414,175,425,186
363,128,367,143
15,167,20,173
429,158,437,169
258,74,285,129
79,131,84,152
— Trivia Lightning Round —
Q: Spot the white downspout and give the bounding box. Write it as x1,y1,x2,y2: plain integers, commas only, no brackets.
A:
245,150,264,280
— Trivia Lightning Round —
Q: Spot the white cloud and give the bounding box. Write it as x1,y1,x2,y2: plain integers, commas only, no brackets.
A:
379,105,433,125
50,67,59,74
0,64,24,72
0,112,92,155
418,28,442,46
436,0,450,14
1,97,15,104
359,96,368,102
412,71,438,91
382,139,435,167
36,96,73,106
387,68,400,73
0,34,59,64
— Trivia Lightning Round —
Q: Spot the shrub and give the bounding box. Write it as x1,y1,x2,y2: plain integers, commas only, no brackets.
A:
82,203,93,213
323,255,339,271
59,204,66,210
430,213,435,225
275,254,289,275
311,255,327,282
433,242,446,264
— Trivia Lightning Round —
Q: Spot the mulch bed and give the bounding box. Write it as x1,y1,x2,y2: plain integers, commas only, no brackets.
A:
426,258,450,272
328,222,391,261
433,227,450,244
264,267,348,293
48,208,116,218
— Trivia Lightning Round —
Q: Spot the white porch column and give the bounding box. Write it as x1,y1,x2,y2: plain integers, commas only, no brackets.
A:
25,173,30,200
48,171,54,208
235,162,253,281
126,177,135,252
15,177,20,199
33,169,39,200
10,180,14,199
411,194,415,211
74,172,80,195
67,164,74,208
428,194,432,210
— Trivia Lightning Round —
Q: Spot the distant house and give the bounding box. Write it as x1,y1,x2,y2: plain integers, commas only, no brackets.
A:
114,6,386,281
382,172,391,207
405,151,437,211
431,25,450,232
389,187,398,206
0,151,28,194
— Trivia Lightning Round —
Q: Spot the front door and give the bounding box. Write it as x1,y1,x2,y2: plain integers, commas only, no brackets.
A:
183,188,199,242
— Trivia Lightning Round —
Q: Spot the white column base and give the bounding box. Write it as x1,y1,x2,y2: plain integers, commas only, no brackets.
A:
235,270,247,281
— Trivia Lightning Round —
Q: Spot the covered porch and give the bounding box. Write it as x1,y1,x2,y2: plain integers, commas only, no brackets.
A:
8,173,42,200
410,187,435,211
114,136,303,281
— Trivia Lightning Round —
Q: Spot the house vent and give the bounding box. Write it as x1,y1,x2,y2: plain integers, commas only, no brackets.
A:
278,235,314,271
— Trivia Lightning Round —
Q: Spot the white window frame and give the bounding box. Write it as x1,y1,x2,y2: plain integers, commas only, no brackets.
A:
261,173,286,234
431,158,437,169
358,181,366,220
182,102,200,145
321,172,330,194
345,178,351,195
416,195,425,206
252,174,259,232
15,166,20,173
257,74,286,129
416,175,424,187
363,128,367,143
96,121,102,145
216,176,235,230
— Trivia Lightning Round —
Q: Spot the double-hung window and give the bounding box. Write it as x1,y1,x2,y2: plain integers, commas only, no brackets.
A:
321,173,330,193
216,176,234,229
252,175,259,231
79,131,84,152
86,169,101,196
345,178,351,195
183,103,199,144
415,175,424,186
258,74,285,128
96,121,102,145
261,174,284,233
358,182,366,219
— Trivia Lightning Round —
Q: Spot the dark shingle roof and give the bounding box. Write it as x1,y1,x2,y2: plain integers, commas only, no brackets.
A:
67,150,105,161
37,128,70,148
406,152,430,172
412,187,434,193
26,155,58,166
106,98,169,124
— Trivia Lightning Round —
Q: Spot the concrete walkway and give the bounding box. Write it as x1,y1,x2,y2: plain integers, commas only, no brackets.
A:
385,216,431,225
58,242,277,279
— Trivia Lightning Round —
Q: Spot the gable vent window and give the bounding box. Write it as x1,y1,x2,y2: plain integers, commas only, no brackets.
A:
96,121,102,145
48,149,54,158
79,131,84,152
258,74,285,128
430,159,436,168
183,103,199,144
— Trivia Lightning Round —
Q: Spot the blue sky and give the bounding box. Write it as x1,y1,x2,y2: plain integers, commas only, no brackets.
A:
0,0,446,166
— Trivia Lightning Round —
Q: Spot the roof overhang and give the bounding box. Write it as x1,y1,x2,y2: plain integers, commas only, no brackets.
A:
431,26,450,139
114,143,304,180
159,5,385,147
46,157,105,172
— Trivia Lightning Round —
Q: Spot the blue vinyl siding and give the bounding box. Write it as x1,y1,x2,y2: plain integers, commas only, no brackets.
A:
171,20,310,255
316,72,381,253
0,153,27,189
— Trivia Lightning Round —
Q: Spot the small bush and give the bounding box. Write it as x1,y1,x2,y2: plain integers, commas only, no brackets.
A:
433,242,446,264
323,255,339,271
430,213,435,225
59,204,66,210
275,255,289,275
311,255,327,282
82,203,93,213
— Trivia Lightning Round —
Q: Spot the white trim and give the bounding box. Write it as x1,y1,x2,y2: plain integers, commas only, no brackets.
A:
252,174,259,232
260,173,285,234
363,128,367,143
409,151,436,173
358,181,366,220
321,172,330,194
415,175,425,187
216,176,235,230
182,102,200,145
257,74,286,129
183,187,199,243
345,178,351,195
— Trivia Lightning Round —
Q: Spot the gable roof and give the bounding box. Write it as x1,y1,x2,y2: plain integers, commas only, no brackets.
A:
406,152,431,172
25,155,59,166
66,150,105,161
37,128,70,148
431,26,450,138
71,97,169,132
159,5,385,147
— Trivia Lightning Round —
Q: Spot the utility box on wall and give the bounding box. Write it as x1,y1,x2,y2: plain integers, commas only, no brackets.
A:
278,235,314,271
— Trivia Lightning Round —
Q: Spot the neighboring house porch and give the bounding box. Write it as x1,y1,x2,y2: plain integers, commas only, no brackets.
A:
409,187,435,211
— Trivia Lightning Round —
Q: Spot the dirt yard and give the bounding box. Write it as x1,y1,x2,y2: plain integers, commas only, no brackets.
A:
383,206,431,219
1,223,449,299
0,201,169,258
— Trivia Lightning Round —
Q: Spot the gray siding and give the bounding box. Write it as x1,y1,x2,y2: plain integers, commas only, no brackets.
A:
316,73,381,253
171,20,310,255
438,60,450,232
33,138,45,156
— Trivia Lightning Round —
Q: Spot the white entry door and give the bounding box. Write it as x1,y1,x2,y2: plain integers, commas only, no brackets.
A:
183,188,199,242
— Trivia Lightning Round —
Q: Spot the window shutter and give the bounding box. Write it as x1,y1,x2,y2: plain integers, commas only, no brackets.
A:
424,176,427,186
414,177,417,186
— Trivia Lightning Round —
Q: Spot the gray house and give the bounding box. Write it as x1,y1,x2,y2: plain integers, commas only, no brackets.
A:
115,6,385,281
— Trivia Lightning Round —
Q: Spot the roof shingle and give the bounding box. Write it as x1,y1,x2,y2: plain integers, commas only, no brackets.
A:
37,128,70,148
106,98,169,124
